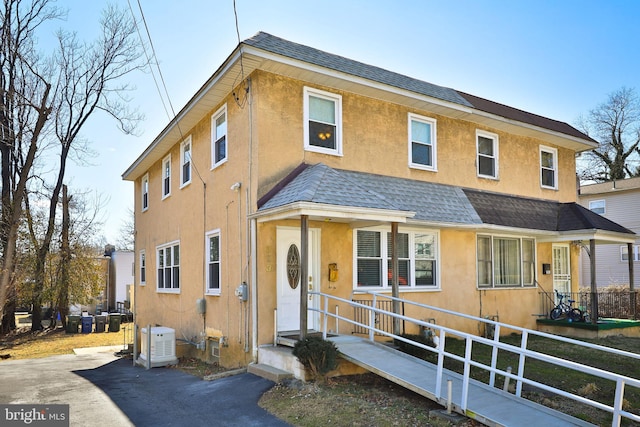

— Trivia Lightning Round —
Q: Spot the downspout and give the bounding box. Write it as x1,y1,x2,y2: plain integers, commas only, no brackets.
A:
251,218,258,361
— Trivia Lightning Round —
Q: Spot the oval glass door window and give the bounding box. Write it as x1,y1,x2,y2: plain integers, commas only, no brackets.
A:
287,244,300,289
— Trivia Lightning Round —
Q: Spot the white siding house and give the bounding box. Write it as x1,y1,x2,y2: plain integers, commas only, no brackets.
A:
579,177,640,288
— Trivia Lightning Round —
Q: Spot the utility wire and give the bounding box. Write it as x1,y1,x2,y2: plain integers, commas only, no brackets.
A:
129,0,205,184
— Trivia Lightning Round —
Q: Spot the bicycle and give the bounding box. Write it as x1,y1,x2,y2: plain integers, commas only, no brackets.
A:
550,289,583,321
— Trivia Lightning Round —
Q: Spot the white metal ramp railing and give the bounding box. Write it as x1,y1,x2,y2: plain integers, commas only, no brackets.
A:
309,291,640,427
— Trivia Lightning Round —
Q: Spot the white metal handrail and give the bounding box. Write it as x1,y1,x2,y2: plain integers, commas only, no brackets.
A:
309,290,640,426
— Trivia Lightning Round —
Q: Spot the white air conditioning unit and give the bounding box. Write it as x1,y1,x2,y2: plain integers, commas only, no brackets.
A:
139,326,178,368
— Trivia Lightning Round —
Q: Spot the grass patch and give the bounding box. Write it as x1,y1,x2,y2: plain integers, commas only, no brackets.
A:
0,326,130,360
259,374,472,427
402,333,640,426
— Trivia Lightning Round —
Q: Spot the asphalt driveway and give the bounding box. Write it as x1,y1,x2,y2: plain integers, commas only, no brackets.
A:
0,347,290,426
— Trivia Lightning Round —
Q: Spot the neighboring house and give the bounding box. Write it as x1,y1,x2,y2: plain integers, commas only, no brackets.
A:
104,246,135,313
122,32,635,368
578,177,640,288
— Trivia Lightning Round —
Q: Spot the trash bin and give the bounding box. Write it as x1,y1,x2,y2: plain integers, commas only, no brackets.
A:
66,315,80,334
94,315,106,333
108,314,121,332
81,316,93,334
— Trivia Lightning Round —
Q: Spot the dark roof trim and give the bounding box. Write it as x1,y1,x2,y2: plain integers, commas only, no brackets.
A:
457,92,596,143
463,188,634,234
257,163,310,209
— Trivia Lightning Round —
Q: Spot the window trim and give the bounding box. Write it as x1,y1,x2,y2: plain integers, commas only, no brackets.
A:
408,113,438,171
303,86,343,156
353,226,440,291
477,234,536,289
139,250,146,285
141,173,149,212
156,241,180,294
180,136,192,188
620,245,640,262
540,145,558,190
589,199,606,215
211,105,228,169
205,229,222,295
476,129,499,179
162,154,171,199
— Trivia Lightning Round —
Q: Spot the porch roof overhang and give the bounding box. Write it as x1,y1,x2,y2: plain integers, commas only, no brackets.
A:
250,201,415,224
257,163,636,245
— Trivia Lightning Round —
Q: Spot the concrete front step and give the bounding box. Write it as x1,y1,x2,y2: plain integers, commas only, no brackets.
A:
248,363,293,382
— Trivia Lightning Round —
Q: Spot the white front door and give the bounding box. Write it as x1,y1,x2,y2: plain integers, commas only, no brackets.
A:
553,245,571,302
276,227,319,332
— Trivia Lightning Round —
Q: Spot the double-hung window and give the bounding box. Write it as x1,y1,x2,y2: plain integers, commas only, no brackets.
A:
477,235,535,288
162,155,171,199
211,105,227,168
139,250,146,285
409,113,437,170
540,146,558,189
157,242,180,292
304,87,342,155
206,231,221,294
141,173,149,212
621,245,640,262
181,137,192,187
476,130,498,179
589,200,605,215
355,228,438,290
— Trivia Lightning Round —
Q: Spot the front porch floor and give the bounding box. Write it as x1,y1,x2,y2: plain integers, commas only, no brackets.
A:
536,318,640,339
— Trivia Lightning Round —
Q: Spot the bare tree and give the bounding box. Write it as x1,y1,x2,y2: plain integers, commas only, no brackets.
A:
0,0,58,324
0,0,144,329
115,208,134,251
577,87,640,182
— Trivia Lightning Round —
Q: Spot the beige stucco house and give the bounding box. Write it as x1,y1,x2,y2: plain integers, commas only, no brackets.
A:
122,32,635,368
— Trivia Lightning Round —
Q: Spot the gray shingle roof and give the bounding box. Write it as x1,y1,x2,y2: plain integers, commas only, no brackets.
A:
243,32,593,143
243,32,473,108
259,163,482,225
259,163,635,236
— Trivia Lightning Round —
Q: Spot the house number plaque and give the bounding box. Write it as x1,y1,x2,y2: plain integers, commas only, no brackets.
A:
287,244,300,289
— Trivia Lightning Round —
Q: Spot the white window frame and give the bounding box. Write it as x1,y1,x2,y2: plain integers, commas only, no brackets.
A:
180,136,192,188
620,245,640,262
141,173,149,212
352,226,440,291
139,250,146,285
205,229,221,295
408,113,437,171
477,234,536,289
156,241,180,293
211,105,227,169
476,130,499,179
162,154,171,199
540,145,558,190
303,86,343,156
589,199,606,215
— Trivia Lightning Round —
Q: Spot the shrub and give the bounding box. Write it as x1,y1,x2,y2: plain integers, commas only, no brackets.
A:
394,333,435,361
292,336,338,383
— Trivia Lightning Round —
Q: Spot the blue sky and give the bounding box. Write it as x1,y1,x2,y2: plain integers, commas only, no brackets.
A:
53,0,639,244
